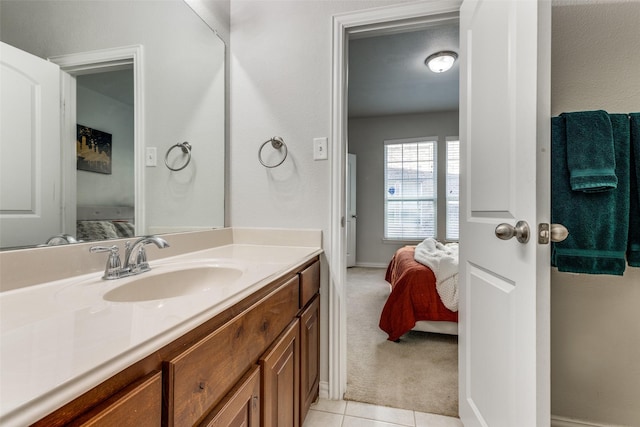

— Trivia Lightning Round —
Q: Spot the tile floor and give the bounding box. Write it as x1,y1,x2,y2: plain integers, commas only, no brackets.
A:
303,399,463,427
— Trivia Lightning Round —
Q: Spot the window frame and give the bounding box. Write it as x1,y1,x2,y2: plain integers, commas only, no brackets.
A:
445,136,460,241
382,135,460,243
383,136,438,242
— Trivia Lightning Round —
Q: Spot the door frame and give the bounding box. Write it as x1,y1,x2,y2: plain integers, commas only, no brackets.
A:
48,45,145,235
329,0,463,399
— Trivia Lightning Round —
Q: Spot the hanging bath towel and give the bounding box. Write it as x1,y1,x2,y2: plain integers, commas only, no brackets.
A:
561,110,618,192
628,113,640,267
551,114,630,275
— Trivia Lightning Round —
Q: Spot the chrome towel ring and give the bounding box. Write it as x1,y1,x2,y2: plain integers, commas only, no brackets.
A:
258,136,288,168
165,141,192,171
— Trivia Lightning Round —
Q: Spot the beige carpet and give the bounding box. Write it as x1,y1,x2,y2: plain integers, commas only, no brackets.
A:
344,267,459,417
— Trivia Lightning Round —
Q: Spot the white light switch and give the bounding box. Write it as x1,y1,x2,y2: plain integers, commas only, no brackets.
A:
146,147,157,167
313,137,328,160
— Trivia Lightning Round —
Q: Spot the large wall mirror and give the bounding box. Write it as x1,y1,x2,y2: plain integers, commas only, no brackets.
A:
0,0,225,250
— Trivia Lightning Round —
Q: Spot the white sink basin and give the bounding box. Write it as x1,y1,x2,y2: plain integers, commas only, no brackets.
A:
103,264,244,302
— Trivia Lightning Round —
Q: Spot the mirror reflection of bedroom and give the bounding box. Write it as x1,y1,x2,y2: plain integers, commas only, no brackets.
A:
75,69,137,242
345,19,460,419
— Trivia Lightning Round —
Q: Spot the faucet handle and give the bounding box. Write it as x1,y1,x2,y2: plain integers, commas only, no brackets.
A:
90,245,122,280
134,246,150,272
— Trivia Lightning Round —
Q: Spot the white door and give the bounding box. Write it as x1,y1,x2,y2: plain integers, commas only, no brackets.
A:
459,0,551,426
0,42,62,248
346,154,357,267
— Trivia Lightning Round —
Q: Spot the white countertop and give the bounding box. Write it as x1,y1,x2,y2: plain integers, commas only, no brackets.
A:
0,243,322,426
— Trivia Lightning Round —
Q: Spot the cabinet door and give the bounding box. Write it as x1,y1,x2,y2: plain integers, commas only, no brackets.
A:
165,277,299,427
68,371,162,427
299,295,320,424
200,366,261,427
260,319,300,427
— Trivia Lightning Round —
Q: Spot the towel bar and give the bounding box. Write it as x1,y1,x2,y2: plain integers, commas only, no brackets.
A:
258,136,288,168
165,141,192,171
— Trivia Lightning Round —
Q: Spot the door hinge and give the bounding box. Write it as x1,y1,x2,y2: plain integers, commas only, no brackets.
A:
341,216,345,228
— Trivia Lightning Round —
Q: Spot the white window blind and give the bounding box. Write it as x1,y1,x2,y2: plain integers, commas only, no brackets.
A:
446,138,460,240
384,139,437,240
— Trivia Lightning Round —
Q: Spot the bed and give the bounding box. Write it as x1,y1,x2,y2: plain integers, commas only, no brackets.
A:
379,245,458,341
76,205,136,242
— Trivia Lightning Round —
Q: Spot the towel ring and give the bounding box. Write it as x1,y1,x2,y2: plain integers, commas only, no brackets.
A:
165,142,192,171
258,136,288,168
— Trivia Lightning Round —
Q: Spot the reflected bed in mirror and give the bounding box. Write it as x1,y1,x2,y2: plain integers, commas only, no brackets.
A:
75,206,136,243
0,0,225,250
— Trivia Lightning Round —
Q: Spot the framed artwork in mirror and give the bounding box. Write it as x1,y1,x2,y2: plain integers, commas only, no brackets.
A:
77,124,112,174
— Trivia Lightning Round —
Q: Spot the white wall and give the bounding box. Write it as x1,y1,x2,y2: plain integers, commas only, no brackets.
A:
551,3,640,426
229,0,415,390
76,83,135,207
348,111,459,266
185,0,230,44
0,0,225,233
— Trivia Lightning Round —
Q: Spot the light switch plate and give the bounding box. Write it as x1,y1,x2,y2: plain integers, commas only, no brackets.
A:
313,137,328,160
146,147,157,167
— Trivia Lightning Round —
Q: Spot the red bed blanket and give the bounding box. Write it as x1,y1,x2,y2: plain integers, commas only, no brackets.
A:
379,246,458,341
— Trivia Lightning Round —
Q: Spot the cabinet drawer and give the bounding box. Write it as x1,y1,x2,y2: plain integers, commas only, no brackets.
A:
165,276,299,427
299,261,320,308
68,371,162,427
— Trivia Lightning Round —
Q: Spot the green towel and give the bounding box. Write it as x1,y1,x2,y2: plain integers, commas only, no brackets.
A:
628,113,640,267
561,110,618,192
552,114,630,275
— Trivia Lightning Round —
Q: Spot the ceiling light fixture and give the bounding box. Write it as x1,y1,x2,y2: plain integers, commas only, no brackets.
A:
425,51,458,73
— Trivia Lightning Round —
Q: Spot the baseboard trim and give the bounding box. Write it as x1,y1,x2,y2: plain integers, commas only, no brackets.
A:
353,262,387,268
551,415,630,427
319,381,329,400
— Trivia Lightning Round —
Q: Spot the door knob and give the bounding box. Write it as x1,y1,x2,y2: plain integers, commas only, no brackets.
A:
550,224,569,242
537,223,569,244
495,220,530,243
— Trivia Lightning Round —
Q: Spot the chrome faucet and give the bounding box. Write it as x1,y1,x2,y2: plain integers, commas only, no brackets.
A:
123,236,170,275
90,235,169,280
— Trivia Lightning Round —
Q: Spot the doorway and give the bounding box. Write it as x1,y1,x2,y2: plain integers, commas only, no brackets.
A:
328,0,463,404
342,13,460,417
49,45,145,236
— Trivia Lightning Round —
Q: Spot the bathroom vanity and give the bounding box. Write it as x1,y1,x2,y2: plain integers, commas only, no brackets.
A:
0,228,322,427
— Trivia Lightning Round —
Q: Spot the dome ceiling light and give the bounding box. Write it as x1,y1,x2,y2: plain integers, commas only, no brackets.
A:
425,51,458,73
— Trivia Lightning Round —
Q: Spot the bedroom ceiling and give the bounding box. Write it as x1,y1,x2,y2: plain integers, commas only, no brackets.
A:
76,68,134,106
348,21,460,118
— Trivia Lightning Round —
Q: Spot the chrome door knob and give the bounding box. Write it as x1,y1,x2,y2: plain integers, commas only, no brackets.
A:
495,220,530,243
537,223,569,244
550,223,569,242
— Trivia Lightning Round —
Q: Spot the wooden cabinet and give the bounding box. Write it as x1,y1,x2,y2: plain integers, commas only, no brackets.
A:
299,295,320,423
199,366,261,427
66,371,162,427
298,261,321,424
33,257,320,427
165,276,299,427
260,320,300,427
299,261,320,309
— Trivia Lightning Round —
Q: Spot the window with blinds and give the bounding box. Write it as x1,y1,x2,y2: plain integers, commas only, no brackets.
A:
446,138,460,240
384,136,460,241
384,138,437,240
